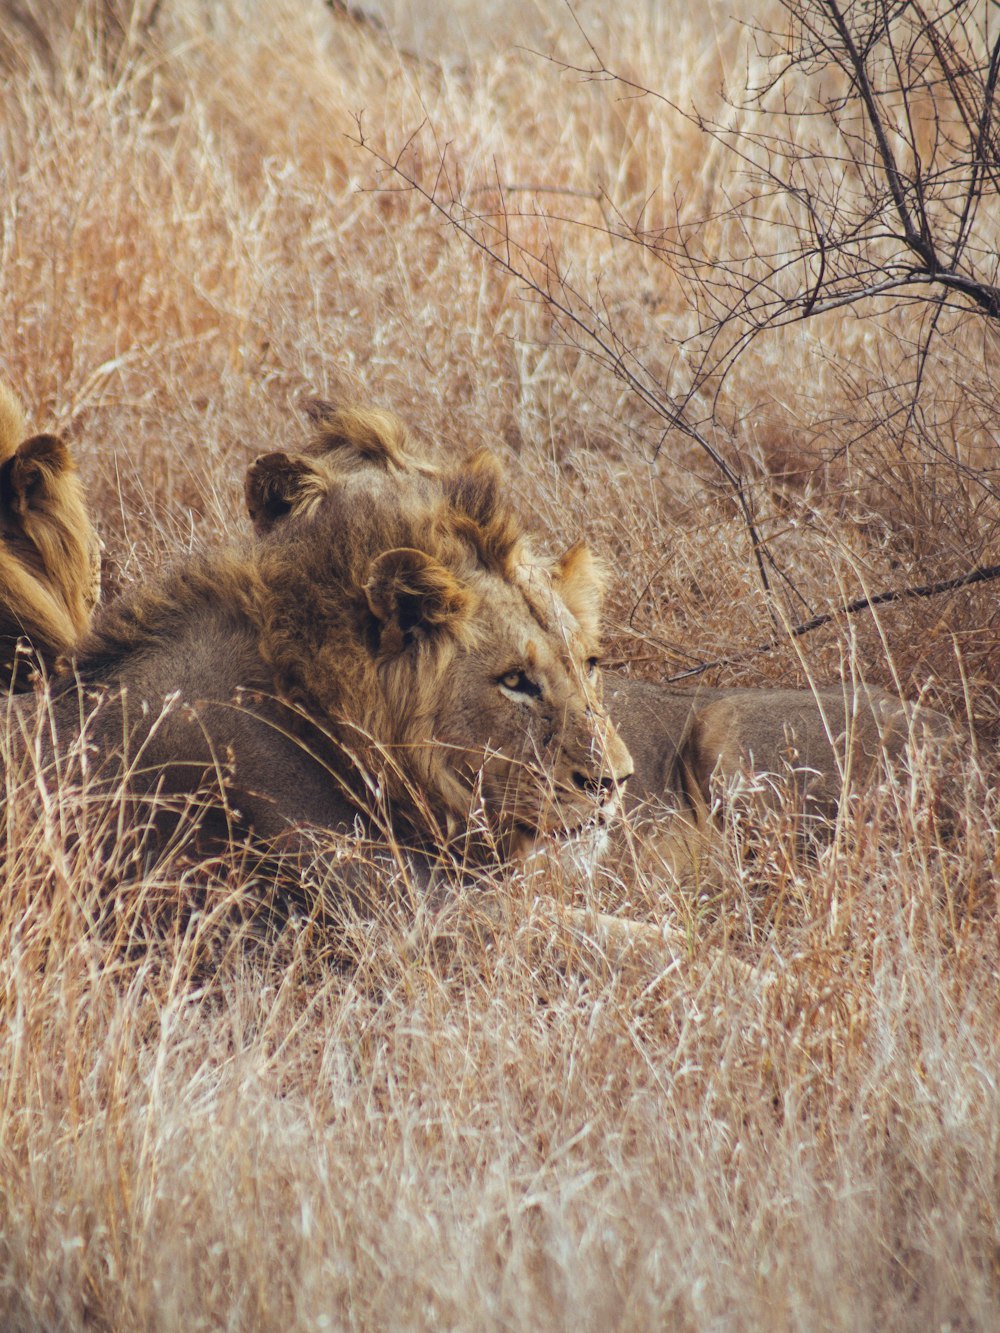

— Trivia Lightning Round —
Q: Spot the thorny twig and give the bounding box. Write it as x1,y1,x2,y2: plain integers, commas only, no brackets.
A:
541,1,1000,370
350,1,1000,669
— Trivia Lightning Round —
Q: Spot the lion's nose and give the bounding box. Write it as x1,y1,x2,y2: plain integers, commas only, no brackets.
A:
571,769,629,797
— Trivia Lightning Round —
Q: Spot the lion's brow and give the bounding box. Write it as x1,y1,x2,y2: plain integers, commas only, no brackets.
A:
512,577,555,639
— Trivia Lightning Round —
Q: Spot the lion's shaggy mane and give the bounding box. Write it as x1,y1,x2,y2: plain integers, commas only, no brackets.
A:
0,381,100,685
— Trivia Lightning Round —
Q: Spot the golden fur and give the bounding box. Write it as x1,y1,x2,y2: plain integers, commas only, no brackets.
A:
19,397,950,887
0,381,101,685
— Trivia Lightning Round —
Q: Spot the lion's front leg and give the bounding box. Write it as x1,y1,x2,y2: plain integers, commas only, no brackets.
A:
411,871,753,988
533,901,754,986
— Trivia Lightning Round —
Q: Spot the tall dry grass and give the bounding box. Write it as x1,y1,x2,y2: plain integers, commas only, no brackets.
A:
1,1,998,1328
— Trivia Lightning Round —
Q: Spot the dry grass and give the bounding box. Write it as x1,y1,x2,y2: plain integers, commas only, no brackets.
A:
1,1,999,1328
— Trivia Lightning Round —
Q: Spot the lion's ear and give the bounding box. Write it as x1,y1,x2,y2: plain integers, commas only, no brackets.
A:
302,405,410,469
2,434,74,516
244,452,328,535
553,541,607,639
301,397,338,426
365,548,472,653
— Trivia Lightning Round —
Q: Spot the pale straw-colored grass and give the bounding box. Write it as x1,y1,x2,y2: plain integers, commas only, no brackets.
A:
1,2,998,1328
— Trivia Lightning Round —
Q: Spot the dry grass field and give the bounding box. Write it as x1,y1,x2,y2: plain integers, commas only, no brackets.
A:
1,1,999,1328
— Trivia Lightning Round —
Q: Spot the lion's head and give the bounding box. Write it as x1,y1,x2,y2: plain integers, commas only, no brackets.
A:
0,381,101,685
243,406,633,857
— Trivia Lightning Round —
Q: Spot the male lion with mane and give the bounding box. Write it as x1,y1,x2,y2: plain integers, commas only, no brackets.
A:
0,380,101,686
21,407,635,921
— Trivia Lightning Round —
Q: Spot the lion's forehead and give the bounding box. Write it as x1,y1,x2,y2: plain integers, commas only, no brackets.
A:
514,562,586,642
481,570,589,672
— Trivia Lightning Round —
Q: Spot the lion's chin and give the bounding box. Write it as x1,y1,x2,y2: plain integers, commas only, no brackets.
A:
555,816,613,877
513,804,617,878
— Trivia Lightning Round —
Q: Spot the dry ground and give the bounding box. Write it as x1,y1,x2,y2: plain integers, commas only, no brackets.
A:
1,1,999,1328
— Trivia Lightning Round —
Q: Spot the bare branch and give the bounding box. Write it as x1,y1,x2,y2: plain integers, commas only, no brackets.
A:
657,562,1000,683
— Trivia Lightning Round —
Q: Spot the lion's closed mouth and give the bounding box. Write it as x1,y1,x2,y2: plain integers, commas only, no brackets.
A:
517,810,612,843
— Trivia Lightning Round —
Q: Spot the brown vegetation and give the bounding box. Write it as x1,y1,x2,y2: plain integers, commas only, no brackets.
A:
0,1,998,1329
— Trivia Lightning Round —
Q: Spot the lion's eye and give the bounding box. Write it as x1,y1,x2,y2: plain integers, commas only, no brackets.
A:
498,669,541,699
586,655,600,676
